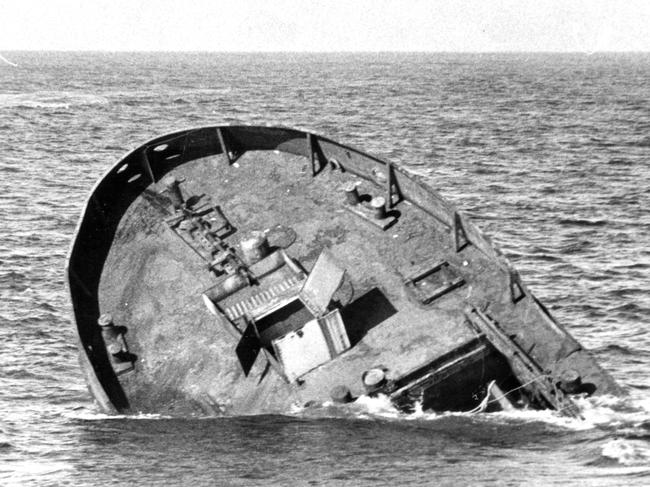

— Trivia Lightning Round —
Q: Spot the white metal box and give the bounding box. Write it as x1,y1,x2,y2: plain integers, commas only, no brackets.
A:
272,309,350,381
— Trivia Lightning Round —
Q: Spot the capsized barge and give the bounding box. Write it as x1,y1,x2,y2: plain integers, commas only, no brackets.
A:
67,125,622,416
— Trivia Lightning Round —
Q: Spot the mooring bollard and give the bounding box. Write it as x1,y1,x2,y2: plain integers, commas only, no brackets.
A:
370,196,386,220
330,385,354,403
343,181,360,205
240,231,270,265
362,368,387,395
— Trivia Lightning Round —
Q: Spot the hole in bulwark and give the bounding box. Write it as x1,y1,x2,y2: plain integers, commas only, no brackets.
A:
116,163,128,174
165,153,181,161
127,173,142,183
153,144,168,152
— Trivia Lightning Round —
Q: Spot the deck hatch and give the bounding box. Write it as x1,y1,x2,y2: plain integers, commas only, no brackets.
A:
299,249,345,316
403,260,465,305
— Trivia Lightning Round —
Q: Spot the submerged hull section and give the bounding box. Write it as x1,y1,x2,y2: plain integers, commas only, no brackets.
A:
67,125,621,416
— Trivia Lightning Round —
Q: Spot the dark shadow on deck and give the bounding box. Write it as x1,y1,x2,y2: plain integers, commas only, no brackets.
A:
341,287,397,346
236,322,262,377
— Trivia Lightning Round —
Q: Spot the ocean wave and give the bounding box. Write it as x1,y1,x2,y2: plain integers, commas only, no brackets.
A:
0,92,109,109
557,218,608,227
608,302,648,314
608,158,633,166
0,460,74,484
635,136,650,147
594,344,637,356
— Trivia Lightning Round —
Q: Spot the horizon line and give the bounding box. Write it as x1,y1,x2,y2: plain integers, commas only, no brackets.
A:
4,49,650,54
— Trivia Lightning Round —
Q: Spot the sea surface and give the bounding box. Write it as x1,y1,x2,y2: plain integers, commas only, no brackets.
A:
1,52,649,486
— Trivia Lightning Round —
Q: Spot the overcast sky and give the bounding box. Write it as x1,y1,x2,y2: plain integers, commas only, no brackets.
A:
2,0,649,52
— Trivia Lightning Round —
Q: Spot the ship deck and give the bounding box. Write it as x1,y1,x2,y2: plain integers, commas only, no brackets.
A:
69,126,621,415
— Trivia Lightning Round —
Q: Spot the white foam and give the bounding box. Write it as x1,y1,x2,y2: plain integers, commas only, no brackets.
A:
601,439,650,466
289,394,410,420
64,408,170,421
351,393,405,418
290,390,650,438
310,393,581,426
64,389,650,431
0,92,109,109
574,393,650,430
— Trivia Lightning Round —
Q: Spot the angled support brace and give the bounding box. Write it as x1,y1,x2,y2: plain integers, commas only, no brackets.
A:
307,133,325,176
454,212,470,252
386,163,403,208
217,128,233,165
509,268,526,303
140,149,156,183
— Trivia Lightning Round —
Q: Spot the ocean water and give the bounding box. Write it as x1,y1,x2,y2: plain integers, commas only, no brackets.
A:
1,52,649,486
